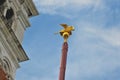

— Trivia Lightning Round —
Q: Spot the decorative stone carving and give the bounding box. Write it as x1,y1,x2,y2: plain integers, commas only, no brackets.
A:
18,0,24,4
0,56,12,80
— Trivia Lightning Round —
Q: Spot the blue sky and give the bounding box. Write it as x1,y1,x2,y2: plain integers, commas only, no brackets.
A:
16,0,120,80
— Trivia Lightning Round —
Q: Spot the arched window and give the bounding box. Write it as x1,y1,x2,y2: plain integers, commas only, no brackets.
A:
5,7,14,27
5,8,14,20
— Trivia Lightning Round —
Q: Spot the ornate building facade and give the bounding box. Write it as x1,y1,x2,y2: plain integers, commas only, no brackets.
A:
0,0,38,80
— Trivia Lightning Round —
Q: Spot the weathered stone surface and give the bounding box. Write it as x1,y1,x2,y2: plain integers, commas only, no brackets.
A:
0,0,38,80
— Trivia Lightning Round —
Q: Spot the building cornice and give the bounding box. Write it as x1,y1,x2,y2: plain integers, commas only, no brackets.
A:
25,0,39,17
0,13,29,63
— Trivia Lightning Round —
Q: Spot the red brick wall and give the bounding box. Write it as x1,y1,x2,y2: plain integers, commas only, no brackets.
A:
0,67,7,80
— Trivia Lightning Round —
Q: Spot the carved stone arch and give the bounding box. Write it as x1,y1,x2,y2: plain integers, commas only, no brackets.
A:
2,56,14,80
2,56,13,75
0,56,13,80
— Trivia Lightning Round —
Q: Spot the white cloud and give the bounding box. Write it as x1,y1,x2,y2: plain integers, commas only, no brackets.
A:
66,22,120,79
33,0,102,18
16,1,120,80
99,28,120,47
80,25,120,47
